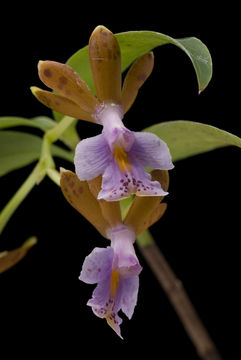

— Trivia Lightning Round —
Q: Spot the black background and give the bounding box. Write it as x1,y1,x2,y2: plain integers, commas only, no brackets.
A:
0,10,240,360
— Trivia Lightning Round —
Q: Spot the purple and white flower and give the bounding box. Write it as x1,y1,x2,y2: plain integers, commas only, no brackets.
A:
60,168,169,338
75,103,173,201
79,225,142,338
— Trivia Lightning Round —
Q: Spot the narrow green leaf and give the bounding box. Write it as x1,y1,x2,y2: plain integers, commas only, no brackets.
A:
0,131,42,176
66,30,212,96
0,236,37,274
31,116,57,131
32,116,80,151
144,120,241,162
67,45,92,91
0,116,79,150
0,131,73,176
0,116,56,131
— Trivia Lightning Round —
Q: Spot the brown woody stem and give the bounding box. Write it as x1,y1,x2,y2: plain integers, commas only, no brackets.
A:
136,230,223,360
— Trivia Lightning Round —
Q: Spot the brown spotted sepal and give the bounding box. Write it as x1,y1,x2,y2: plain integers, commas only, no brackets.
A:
0,237,37,274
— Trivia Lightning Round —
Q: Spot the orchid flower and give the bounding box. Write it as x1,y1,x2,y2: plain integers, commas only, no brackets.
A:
31,25,173,201
60,168,169,338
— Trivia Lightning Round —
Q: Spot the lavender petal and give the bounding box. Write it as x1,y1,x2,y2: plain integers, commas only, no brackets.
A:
120,276,139,319
79,247,114,284
74,134,111,181
132,131,174,170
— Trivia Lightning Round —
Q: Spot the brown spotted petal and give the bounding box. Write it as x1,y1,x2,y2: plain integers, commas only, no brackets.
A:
88,175,122,228
31,87,94,122
89,25,122,104
38,60,100,114
0,237,37,274
124,170,169,235
150,170,170,202
121,52,154,114
60,168,109,238
139,202,167,235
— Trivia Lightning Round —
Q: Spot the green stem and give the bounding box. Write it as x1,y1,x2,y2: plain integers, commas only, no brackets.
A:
59,118,80,150
0,116,76,235
136,228,154,247
46,168,60,186
137,230,222,360
46,116,76,144
0,161,46,234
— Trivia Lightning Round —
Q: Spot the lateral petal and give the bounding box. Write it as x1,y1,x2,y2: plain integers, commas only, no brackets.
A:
132,131,174,170
74,134,111,181
121,52,154,113
38,60,100,114
79,247,114,284
60,168,109,238
31,87,94,122
124,170,169,235
120,276,139,319
88,175,122,228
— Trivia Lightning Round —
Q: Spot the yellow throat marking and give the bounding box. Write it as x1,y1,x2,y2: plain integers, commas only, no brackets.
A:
110,268,119,298
113,146,132,173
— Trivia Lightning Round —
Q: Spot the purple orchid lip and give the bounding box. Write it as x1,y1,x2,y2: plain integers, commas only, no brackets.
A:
79,224,141,338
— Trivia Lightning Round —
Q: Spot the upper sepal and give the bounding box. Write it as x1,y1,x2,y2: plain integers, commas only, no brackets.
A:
89,26,122,104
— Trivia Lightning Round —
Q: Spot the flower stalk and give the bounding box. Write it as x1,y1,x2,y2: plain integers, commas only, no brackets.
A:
138,230,223,360
0,115,76,235
0,161,45,234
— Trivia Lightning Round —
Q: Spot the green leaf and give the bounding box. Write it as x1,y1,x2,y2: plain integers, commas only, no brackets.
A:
0,236,37,274
0,131,74,176
144,120,241,162
0,116,79,150
116,32,212,94
67,45,92,91
0,116,56,131
31,116,57,131
54,29,211,122
66,30,212,96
